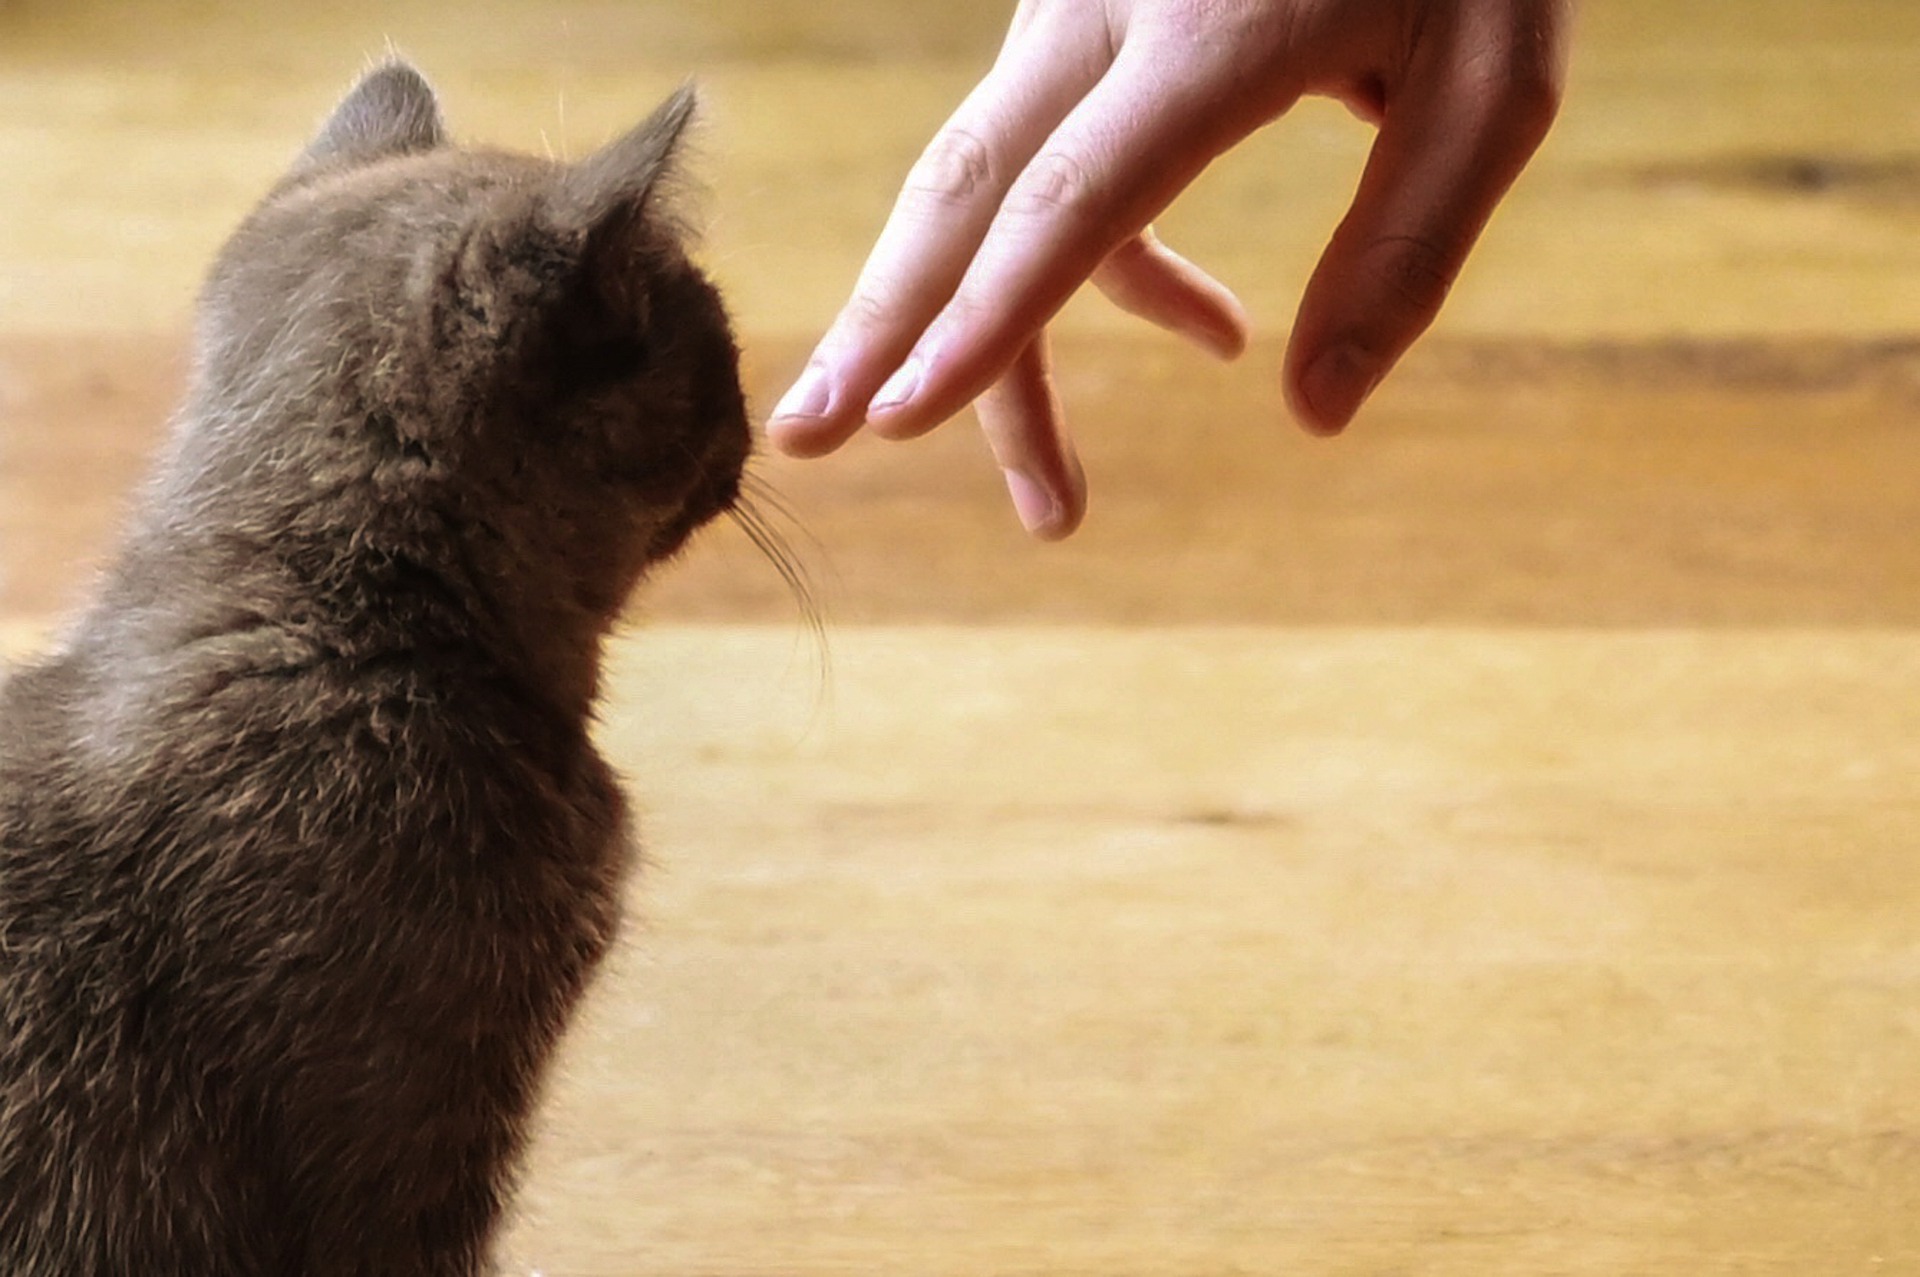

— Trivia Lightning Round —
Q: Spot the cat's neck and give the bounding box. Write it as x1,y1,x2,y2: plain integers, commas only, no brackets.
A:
90,496,614,732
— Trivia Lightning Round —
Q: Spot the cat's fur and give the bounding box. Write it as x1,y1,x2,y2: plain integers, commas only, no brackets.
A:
0,62,750,1275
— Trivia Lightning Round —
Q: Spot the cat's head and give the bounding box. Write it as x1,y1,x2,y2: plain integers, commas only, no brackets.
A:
177,61,750,624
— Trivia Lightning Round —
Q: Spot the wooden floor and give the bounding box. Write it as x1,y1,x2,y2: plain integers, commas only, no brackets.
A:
6,2,1920,1272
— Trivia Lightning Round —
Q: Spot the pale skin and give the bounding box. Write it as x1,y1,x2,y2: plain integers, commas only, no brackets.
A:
765,0,1572,538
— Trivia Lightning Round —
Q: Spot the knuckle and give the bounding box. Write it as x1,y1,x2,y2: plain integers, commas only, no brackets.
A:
1513,65,1567,141
1458,34,1566,147
1138,0,1275,50
823,286,912,354
841,289,898,333
932,289,998,353
1486,56,1564,145
903,127,999,209
1369,235,1457,321
1004,149,1106,224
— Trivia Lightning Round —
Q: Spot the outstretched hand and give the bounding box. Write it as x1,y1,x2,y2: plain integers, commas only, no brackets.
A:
767,0,1570,538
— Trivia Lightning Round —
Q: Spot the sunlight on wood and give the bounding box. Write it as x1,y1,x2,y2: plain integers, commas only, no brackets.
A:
4,1,1920,1272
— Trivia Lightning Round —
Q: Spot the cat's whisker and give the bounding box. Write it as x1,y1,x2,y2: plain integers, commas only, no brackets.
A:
725,475,832,704
728,493,824,636
656,438,828,658
738,471,827,559
739,472,829,593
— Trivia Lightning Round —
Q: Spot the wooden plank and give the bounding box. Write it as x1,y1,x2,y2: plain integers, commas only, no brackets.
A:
5,1,1920,339
491,625,1920,1275
8,332,1920,627
4,2,1920,1272
4,621,1917,1271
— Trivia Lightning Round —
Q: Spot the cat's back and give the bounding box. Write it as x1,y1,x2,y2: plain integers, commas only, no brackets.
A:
0,641,106,884
1,605,629,919
0,615,629,1273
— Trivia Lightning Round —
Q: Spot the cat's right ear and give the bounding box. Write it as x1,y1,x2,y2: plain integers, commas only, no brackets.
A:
291,61,447,178
551,84,699,234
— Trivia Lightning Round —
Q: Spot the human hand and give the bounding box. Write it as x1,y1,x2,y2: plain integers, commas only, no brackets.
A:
766,0,1570,539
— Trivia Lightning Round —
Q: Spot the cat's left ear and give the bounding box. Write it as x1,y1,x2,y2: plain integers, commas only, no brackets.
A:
294,61,448,177
552,84,699,236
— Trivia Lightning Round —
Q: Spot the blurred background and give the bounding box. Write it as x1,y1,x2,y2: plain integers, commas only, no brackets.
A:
4,3,1920,1274
6,0,1920,629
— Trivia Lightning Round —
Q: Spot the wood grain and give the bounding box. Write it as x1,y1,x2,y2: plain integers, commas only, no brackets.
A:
496,626,1920,1275
5,0,1920,1272
9,0,1920,343
8,331,1920,626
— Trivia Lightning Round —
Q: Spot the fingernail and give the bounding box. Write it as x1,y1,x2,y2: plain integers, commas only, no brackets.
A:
1300,344,1382,435
771,363,831,421
1003,468,1059,535
869,356,922,415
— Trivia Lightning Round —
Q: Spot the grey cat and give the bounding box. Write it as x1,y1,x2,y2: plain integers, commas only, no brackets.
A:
0,62,750,1275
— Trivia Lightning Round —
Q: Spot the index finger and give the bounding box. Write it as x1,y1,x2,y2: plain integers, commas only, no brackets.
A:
765,13,1109,458
860,42,1268,441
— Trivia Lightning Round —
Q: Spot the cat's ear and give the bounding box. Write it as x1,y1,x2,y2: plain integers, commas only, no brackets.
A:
295,61,447,176
552,84,699,234
522,86,698,348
